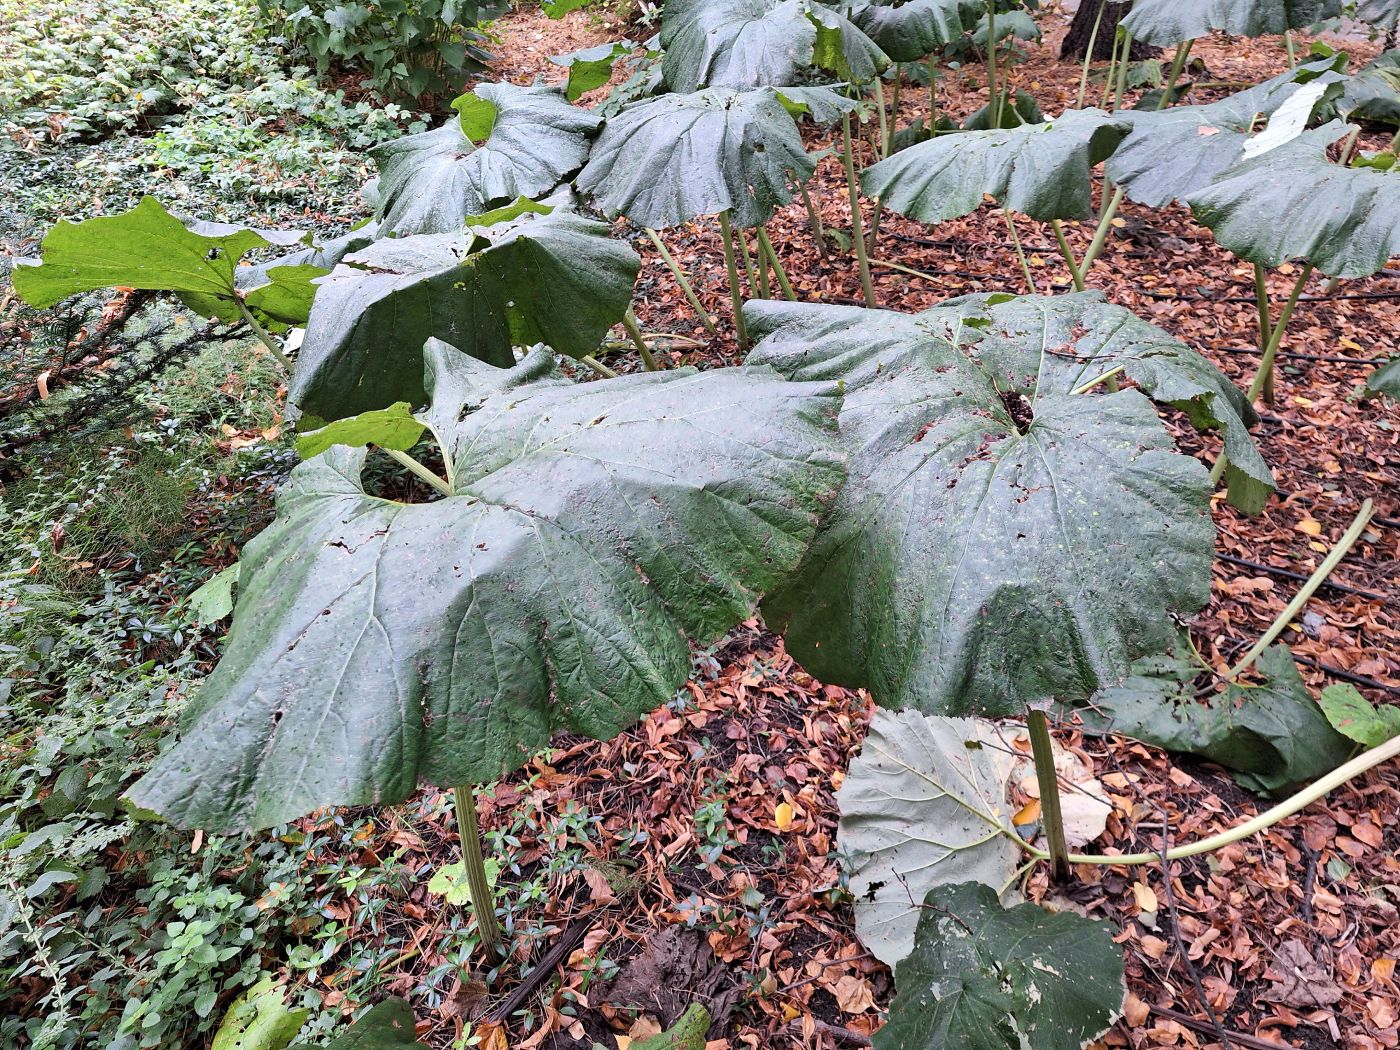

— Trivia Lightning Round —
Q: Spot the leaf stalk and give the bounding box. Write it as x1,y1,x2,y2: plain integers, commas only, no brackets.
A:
452,783,502,955
757,226,798,301
644,228,718,337
621,308,661,371
840,114,878,308
1027,709,1070,881
717,211,750,349
1225,498,1375,681
234,296,293,371
383,448,452,497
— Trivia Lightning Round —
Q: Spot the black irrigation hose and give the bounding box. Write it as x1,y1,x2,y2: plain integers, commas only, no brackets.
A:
1209,345,1390,366
1215,553,1390,602
1291,653,1400,696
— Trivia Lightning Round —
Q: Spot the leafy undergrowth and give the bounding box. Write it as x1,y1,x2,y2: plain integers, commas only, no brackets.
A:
1,4,1399,1050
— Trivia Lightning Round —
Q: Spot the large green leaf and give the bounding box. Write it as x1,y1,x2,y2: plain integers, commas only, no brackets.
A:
1121,0,1342,46
124,343,845,831
1075,640,1353,795
839,0,980,62
660,0,888,92
874,882,1124,1050
1368,356,1400,398
10,196,326,328
576,88,815,229
1107,58,1344,208
1357,0,1400,29
1188,121,1400,279
861,108,1131,223
837,710,1024,966
1339,50,1400,127
290,207,640,421
744,292,1250,716
291,1000,426,1049
369,83,599,236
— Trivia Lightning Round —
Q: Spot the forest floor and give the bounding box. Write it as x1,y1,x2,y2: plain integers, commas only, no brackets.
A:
2,3,1399,1050
436,9,1400,1050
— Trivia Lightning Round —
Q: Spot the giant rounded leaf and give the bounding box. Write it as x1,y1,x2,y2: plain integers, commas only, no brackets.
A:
370,82,600,236
744,292,1263,716
840,0,980,62
874,882,1124,1050
861,108,1131,223
1107,58,1344,208
1188,121,1400,278
660,0,888,93
576,88,815,229
290,206,640,420
124,342,846,831
1121,0,1342,46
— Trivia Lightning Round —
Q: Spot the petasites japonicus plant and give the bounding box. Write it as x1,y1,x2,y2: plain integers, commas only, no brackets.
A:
660,0,889,92
11,196,328,331
290,204,640,421
873,882,1124,1050
743,292,1273,715
1106,56,1345,209
837,0,982,63
123,341,845,830
1120,0,1342,46
1188,121,1400,280
367,82,600,237
861,108,1132,223
577,87,835,230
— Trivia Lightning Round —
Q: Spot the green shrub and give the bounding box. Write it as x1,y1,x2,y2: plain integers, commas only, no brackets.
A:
258,0,509,99
0,0,423,213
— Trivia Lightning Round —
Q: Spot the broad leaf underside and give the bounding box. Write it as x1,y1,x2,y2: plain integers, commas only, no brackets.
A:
577,88,815,229
126,345,845,831
862,108,1131,222
290,208,640,420
1121,0,1342,46
837,710,1023,966
745,293,1263,716
1189,122,1400,279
